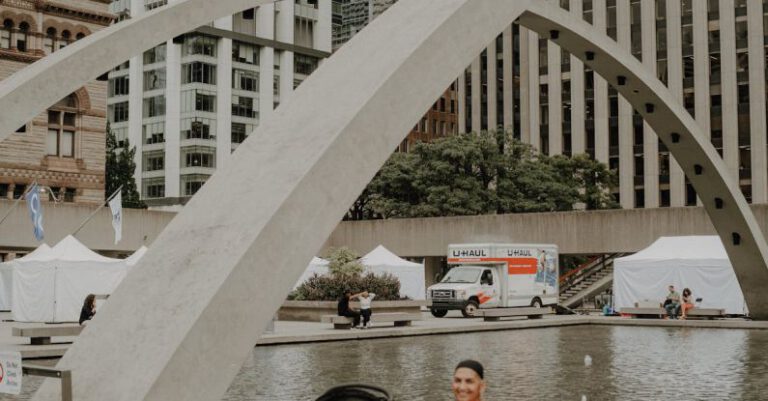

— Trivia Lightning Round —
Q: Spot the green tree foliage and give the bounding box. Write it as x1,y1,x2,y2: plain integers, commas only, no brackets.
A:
105,123,145,208
347,131,617,220
324,247,365,276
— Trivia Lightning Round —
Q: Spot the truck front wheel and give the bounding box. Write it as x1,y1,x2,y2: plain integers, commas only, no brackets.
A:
530,298,543,308
461,299,479,318
430,308,448,318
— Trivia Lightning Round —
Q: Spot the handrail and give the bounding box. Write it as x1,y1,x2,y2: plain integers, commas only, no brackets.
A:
560,255,601,285
23,364,72,401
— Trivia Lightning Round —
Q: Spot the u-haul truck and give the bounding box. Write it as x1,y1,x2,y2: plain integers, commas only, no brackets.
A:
427,243,559,317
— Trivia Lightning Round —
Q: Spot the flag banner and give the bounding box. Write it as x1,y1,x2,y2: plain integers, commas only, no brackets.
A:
109,191,122,244
25,184,44,241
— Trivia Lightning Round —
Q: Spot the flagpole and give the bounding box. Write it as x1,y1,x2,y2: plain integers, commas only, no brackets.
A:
0,180,38,228
72,185,123,237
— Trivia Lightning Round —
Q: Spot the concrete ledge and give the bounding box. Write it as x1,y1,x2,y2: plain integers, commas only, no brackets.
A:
278,300,429,322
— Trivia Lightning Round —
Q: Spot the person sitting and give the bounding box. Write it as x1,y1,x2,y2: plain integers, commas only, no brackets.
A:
663,285,681,319
680,288,695,320
337,291,361,329
452,359,486,401
79,294,96,325
354,291,376,329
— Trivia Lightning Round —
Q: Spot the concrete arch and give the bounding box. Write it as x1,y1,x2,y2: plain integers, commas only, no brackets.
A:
10,1,764,400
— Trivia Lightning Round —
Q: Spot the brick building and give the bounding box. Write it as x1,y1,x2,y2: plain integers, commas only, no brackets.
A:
0,0,114,204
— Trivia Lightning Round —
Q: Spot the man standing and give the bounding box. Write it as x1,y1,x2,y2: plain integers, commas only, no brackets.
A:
664,285,681,319
337,291,361,328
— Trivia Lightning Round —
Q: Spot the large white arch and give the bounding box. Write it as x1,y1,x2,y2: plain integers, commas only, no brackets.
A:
7,0,763,400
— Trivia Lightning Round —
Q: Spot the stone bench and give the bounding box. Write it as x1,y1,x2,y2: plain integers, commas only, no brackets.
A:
320,312,421,329
12,325,83,345
620,307,726,319
475,307,554,321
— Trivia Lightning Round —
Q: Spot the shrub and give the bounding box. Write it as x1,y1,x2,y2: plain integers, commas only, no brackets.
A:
290,272,402,301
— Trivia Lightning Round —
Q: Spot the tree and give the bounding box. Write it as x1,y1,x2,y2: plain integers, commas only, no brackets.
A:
105,123,145,208
324,247,364,276
348,130,618,220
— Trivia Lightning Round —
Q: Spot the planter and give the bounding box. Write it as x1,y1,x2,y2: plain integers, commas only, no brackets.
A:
278,300,430,322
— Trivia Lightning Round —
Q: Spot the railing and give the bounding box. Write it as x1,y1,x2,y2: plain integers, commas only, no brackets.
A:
23,365,71,401
560,253,623,293
559,255,600,286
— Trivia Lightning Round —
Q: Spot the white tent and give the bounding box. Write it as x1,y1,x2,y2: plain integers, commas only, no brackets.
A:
293,257,329,290
11,235,127,322
613,236,748,315
125,246,148,268
0,244,52,311
361,245,425,300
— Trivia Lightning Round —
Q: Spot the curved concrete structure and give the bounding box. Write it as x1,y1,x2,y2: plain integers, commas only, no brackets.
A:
0,0,760,400
0,0,272,140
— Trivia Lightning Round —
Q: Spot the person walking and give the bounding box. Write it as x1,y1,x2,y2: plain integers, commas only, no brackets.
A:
452,359,486,401
664,285,681,319
355,291,376,329
337,291,361,329
79,294,96,325
680,288,695,320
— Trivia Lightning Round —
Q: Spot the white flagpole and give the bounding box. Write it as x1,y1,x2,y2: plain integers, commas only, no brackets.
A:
72,185,123,237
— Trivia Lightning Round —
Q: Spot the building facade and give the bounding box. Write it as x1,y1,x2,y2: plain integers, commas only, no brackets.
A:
108,0,332,209
0,0,114,204
459,0,768,210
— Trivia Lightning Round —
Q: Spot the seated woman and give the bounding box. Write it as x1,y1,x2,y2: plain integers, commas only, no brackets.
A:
79,294,96,325
680,288,694,319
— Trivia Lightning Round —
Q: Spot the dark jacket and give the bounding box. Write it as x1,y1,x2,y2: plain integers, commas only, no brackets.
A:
337,296,350,316
79,305,95,325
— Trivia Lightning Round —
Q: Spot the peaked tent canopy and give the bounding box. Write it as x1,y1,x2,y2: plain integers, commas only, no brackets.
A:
0,243,52,311
292,257,330,290
361,245,425,300
11,235,127,322
613,236,747,315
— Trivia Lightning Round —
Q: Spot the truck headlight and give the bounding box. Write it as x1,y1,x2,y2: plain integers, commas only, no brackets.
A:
457,289,467,298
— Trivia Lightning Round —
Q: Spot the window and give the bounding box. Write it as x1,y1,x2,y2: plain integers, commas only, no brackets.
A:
182,34,217,57
232,41,259,65
143,152,164,171
181,90,216,112
109,76,130,97
143,179,165,199
232,69,258,91
182,147,215,168
109,101,129,123
180,173,208,195
17,22,29,52
294,54,319,75
0,20,11,49
13,184,26,200
46,102,77,158
58,30,70,50
232,122,255,144
44,27,56,54
182,62,217,84
143,44,167,64
143,69,166,91
143,122,165,144
182,118,215,140
143,96,166,117
231,95,256,118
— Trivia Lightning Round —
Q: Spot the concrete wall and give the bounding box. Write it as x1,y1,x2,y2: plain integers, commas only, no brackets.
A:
7,199,768,256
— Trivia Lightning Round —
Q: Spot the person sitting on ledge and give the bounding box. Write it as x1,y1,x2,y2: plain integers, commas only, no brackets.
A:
663,285,681,319
79,294,96,326
680,287,695,320
337,291,361,329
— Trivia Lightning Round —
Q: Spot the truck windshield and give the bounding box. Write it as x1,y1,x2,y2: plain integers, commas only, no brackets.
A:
441,268,480,283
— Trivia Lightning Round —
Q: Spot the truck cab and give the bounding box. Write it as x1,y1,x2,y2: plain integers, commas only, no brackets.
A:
427,243,559,317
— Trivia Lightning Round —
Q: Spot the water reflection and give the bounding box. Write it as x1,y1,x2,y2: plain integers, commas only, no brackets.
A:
223,327,768,401
4,326,768,401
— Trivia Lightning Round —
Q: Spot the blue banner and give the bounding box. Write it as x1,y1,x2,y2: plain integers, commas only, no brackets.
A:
25,184,44,241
